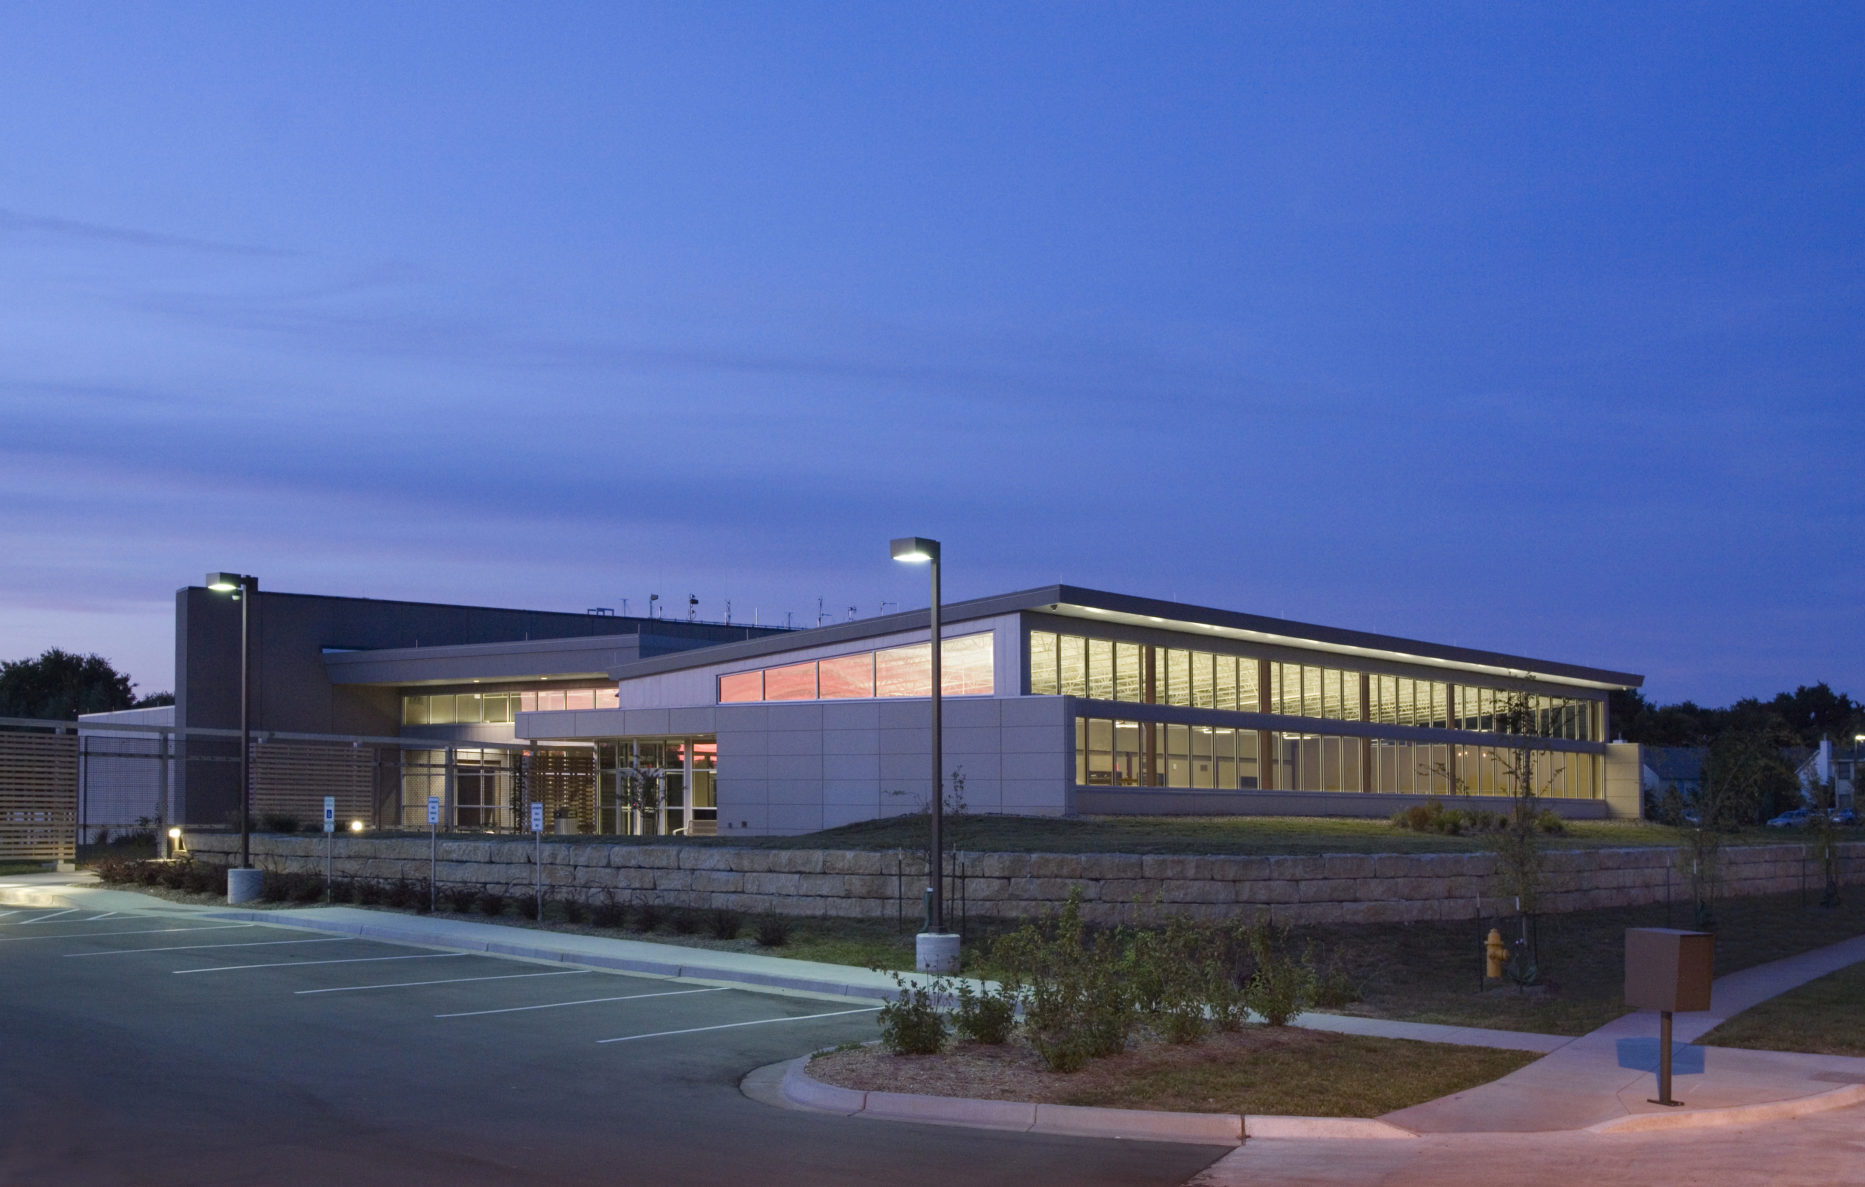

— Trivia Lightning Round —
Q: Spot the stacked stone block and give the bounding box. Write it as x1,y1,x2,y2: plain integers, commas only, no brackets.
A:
179,833,1863,926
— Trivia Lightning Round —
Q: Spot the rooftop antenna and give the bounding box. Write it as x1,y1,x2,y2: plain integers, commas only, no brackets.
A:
879,600,897,615
649,593,660,619
622,598,629,617
586,607,614,616
816,596,825,628
688,594,698,622
724,600,732,625
785,611,793,629
847,605,857,622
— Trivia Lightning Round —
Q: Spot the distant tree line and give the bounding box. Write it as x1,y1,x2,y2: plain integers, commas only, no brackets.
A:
1609,683,1862,751
0,649,171,720
1611,683,1861,828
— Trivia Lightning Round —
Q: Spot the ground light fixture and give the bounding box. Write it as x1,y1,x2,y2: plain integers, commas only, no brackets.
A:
890,536,957,974
349,820,364,833
205,571,261,902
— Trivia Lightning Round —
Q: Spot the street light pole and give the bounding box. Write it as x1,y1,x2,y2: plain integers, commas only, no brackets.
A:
891,537,956,973
207,572,261,901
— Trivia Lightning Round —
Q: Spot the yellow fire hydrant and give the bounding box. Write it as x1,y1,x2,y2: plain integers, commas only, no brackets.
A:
1485,928,1508,979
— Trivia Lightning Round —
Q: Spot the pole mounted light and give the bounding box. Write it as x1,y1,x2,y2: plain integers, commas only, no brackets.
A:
205,572,258,878
891,537,957,973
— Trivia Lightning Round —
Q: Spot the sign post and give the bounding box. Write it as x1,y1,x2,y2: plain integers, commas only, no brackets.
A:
322,796,336,903
427,795,440,913
530,801,545,921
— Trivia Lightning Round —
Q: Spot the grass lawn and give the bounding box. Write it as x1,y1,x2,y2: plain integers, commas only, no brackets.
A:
0,860,51,876
1697,961,1865,1057
809,1028,1537,1118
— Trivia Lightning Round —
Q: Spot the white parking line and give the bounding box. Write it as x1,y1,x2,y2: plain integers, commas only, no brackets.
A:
66,937,350,958
0,910,21,918
0,923,253,944
437,986,726,1018
79,912,118,922
596,1006,881,1044
15,909,78,925
297,969,588,995
176,953,465,975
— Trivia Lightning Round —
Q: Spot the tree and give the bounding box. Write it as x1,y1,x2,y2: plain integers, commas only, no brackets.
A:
1490,690,1557,984
0,649,138,720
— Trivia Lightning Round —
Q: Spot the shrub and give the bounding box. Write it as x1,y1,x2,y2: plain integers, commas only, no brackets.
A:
752,912,791,948
632,900,664,933
1243,919,1317,1026
953,978,1018,1045
384,878,417,909
475,889,508,917
991,889,1135,1072
92,857,134,884
258,812,301,834
1535,809,1567,835
290,874,324,904
356,880,386,906
708,908,742,940
669,907,700,935
562,896,589,925
439,886,472,914
1128,914,1218,1045
1312,951,1362,1009
877,972,949,1055
590,894,628,930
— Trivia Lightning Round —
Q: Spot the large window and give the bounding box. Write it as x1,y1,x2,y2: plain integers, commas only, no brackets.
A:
1076,721,1599,799
717,632,994,704
1074,716,1260,790
402,688,618,725
1033,628,1598,740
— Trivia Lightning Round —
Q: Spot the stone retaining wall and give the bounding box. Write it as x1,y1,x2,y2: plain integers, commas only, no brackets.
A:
179,833,1865,926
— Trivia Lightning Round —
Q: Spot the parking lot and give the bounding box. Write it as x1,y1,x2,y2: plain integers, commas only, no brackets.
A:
0,894,1226,1186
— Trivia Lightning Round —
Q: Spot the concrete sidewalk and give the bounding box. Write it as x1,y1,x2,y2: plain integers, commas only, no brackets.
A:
1384,933,1865,1134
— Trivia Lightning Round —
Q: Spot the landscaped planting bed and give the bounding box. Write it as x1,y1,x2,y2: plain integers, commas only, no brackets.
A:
808,1029,1536,1118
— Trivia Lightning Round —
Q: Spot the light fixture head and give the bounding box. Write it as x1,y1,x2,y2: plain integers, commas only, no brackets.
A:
890,536,940,564
205,571,245,593
349,820,365,833
167,827,182,839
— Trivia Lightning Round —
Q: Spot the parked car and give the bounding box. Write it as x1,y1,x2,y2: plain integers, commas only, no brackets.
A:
1829,808,1859,826
1766,808,1813,828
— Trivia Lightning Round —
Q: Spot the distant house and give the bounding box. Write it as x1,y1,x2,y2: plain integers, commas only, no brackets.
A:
1795,738,1859,809
1640,745,1707,815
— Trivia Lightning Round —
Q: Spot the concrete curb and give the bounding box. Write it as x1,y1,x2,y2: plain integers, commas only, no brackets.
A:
205,910,893,1002
778,1055,1419,1145
1243,1115,1418,1140
1585,1082,1865,1134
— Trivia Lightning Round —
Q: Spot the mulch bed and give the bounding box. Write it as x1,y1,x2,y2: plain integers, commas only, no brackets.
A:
808,1026,1537,1118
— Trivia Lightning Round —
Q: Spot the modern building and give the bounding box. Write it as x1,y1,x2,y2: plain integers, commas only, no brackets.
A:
108,580,1645,837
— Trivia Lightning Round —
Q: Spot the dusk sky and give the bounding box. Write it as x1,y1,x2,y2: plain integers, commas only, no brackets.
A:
2,3,1859,708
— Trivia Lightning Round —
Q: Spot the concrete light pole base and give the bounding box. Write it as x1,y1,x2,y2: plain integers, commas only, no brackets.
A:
916,932,961,974
227,868,264,904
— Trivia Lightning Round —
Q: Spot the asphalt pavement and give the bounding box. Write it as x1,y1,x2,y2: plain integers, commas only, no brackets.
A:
0,880,1227,1187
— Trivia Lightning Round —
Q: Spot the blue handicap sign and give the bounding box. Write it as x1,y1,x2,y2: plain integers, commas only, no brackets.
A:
1616,1037,1706,1075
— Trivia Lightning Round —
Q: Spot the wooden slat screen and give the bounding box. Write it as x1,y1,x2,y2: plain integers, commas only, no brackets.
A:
251,741,378,829
0,729,78,861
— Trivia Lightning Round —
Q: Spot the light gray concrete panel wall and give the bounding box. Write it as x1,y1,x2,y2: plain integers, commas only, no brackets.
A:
708,693,1071,836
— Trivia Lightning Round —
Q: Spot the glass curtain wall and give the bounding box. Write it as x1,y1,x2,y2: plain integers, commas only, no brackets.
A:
596,737,717,836
1032,628,1601,740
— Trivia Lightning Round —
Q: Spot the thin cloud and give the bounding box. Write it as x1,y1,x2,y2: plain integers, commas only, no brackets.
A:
0,207,298,259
